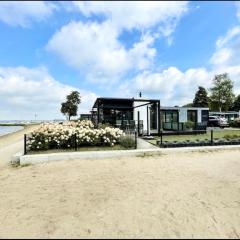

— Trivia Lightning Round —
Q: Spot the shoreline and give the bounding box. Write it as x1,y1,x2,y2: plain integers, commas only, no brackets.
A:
0,125,25,137
0,124,40,148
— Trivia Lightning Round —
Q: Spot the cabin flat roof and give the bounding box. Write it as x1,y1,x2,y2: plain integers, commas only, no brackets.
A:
92,97,160,108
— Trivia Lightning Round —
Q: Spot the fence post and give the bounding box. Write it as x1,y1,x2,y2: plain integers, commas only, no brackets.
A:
135,129,137,149
160,130,163,146
211,129,213,145
74,133,77,151
24,134,27,155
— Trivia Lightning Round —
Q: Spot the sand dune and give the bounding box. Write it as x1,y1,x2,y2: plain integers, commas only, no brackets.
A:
0,148,240,238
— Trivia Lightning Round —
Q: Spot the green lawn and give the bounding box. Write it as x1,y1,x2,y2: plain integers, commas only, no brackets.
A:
148,129,240,145
27,144,130,155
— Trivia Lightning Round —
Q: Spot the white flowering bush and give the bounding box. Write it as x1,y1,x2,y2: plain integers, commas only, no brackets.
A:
27,120,124,151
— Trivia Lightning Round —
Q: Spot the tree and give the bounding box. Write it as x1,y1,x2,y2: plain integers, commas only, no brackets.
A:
182,103,193,107
209,73,235,112
231,95,240,111
192,86,209,107
61,91,81,120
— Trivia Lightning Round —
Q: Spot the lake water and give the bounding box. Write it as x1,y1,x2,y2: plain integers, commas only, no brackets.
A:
0,126,24,137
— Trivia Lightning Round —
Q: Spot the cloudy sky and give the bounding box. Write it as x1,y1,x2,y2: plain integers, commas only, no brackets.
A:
0,1,240,120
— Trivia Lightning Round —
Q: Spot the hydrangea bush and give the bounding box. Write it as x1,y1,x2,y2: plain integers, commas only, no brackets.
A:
27,120,124,151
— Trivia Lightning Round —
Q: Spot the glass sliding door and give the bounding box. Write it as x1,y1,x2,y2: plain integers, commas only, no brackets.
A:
201,110,209,125
187,110,197,130
161,110,179,130
150,103,158,130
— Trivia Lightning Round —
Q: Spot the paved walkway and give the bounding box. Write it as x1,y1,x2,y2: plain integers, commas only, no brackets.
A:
137,137,158,149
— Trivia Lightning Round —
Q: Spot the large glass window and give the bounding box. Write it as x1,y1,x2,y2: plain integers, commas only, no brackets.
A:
172,112,178,122
201,110,208,124
102,108,133,125
163,110,178,123
187,110,197,123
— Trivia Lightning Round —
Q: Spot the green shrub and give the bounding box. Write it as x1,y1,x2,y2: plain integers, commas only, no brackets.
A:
229,118,240,128
98,123,112,129
185,121,194,129
223,134,240,140
119,136,136,149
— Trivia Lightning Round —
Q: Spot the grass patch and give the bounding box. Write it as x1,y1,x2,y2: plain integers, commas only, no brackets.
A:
27,144,128,155
149,129,240,145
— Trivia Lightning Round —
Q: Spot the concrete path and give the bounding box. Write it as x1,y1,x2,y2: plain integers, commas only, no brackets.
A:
137,137,158,149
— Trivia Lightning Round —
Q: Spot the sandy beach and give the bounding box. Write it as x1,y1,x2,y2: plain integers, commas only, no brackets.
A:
0,143,240,238
0,124,40,167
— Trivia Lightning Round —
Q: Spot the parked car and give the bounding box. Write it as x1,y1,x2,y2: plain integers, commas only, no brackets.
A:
208,116,229,128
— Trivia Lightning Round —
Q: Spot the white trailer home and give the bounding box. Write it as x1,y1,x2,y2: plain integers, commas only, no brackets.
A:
91,97,209,135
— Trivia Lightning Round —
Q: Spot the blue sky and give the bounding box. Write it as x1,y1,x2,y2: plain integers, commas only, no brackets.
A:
0,1,240,120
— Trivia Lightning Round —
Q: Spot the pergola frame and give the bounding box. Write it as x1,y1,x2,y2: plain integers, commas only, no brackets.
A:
92,97,161,135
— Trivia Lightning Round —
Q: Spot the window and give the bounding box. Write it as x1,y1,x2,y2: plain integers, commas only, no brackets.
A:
201,110,208,124
187,110,197,122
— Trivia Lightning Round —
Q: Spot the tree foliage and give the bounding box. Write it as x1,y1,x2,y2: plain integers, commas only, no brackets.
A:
193,86,209,107
182,103,193,107
61,91,81,120
231,95,240,111
209,73,235,112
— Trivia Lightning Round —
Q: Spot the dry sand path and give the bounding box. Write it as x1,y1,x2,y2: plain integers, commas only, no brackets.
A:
0,147,240,238
0,125,39,167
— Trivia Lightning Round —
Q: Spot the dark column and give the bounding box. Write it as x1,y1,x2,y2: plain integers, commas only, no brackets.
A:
147,105,149,135
157,100,161,136
97,99,100,124
137,111,140,135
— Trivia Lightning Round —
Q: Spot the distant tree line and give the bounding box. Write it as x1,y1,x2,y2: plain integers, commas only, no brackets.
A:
183,73,240,112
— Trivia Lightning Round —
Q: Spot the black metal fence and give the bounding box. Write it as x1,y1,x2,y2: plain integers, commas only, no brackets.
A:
162,122,207,131
24,129,138,155
158,129,240,148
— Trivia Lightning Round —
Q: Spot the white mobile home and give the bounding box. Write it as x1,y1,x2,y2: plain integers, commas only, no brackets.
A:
91,97,209,135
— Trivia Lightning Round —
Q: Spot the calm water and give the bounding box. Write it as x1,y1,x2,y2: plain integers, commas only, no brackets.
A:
0,126,24,136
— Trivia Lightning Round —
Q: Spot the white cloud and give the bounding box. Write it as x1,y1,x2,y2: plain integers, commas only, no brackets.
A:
124,67,213,106
72,1,189,37
210,26,240,67
0,66,97,120
236,2,240,20
206,23,240,97
47,21,156,84
47,1,189,84
0,1,57,27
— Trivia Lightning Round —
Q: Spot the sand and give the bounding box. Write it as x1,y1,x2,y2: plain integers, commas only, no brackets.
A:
0,124,39,167
0,147,240,238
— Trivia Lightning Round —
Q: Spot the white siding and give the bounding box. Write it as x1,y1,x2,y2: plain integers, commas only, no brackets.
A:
197,109,202,123
133,101,150,134
162,107,208,123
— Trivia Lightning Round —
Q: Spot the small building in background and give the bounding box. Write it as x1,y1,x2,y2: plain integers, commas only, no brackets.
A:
79,113,92,121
